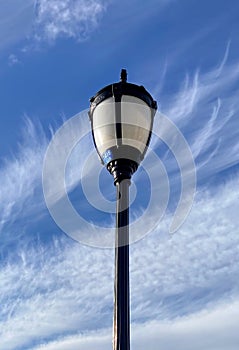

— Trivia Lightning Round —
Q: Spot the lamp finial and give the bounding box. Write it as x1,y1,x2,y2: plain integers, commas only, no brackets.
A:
120,69,127,83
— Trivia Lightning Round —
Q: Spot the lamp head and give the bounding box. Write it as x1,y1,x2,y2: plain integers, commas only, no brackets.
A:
89,69,157,184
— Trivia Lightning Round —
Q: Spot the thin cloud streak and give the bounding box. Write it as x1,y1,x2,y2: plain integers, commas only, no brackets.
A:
0,118,47,237
30,300,239,350
154,54,239,184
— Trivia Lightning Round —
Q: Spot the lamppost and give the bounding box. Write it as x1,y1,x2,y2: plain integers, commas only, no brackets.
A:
89,69,157,350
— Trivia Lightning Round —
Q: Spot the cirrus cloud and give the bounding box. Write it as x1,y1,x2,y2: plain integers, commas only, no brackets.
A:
33,0,110,43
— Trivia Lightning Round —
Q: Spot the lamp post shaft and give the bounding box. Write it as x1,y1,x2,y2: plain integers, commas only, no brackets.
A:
89,69,157,350
114,179,130,350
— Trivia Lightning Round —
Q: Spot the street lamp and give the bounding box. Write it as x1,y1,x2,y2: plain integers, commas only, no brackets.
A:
89,69,157,350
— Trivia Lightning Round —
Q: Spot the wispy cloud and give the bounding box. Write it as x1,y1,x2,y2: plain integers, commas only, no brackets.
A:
1,173,239,349
0,118,47,239
31,301,239,350
8,54,20,66
0,0,111,55
33,0,110,43
0,239,114,350
155,46,239,184
1,52,238,242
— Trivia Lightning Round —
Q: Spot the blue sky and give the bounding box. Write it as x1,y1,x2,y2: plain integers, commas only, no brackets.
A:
1,0,239,349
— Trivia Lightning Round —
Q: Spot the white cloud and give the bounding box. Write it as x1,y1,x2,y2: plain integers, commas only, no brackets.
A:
1,174,239,349
24,301,239,350
33,0,110,43
0,118,47,237
133,302,239,350
0,0,111,54
32,330,111,350
0,240,114,350
130,176,239,320
154,49,239,183
8,53,20,66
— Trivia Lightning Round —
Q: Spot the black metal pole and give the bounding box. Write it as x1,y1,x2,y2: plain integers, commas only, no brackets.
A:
113,178,130,350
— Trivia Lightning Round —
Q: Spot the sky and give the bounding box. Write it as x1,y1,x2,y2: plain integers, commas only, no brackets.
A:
0,0,239,349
